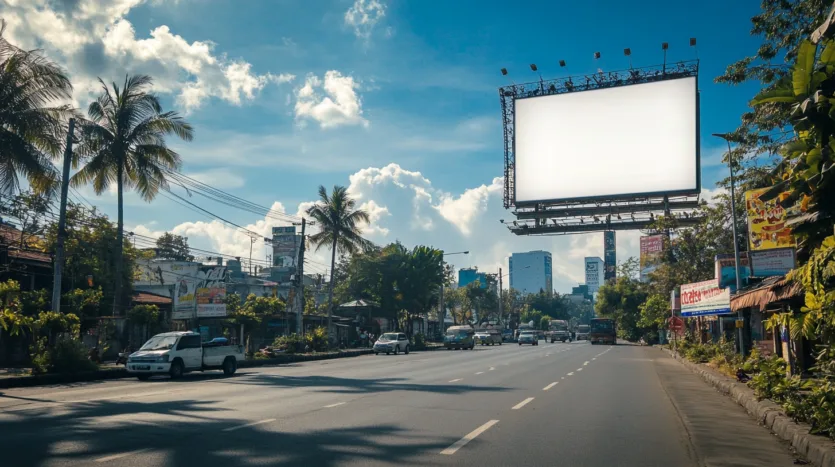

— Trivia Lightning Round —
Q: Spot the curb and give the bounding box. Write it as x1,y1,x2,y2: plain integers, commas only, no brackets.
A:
660,347,835,467
0,348,377,389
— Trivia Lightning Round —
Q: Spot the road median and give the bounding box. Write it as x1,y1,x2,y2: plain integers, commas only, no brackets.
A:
660,346,835,467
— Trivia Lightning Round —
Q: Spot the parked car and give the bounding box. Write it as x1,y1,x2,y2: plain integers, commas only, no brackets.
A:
373,332,410,355
518,331,538,346
444,325,475,350
127,331,244,380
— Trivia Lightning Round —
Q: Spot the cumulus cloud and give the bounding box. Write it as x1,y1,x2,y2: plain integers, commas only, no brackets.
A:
3,0,292,111
294,71,368,129
344,0,387,39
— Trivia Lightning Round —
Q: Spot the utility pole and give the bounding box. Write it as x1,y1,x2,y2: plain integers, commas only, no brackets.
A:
295,218,306,335
52,118,75,313
498,267,503,326
248,236,256,275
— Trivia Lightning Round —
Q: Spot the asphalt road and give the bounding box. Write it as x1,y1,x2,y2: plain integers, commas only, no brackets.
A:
0,341,804,467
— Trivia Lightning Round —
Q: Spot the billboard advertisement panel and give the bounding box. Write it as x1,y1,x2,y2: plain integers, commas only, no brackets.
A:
680,279,731,317
714,253,750,291
640,235,664,281
750,248,796,277
514,76,698,204
745,188,800,251
173,265,228,318
135,260,199,286
585,257,604,293
272,226,299,269
604,231,616,282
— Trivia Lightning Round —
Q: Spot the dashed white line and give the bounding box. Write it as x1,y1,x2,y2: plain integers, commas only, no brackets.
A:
577,368,584,372
543,382,558,391
583,361,590,366
222,418,276,432
324,402,346,408
449,378,463,383
592,357,597,361
475,371,484,375
95,449,151,462
512,397,535,410
489,367,495,371
567,372,574,376
440,420,499,455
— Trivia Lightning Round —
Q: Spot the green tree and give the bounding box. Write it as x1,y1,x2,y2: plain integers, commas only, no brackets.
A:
716,0,829,171
519,307,544,328
398,245,444,335
638,294,670,344
71,75,194,316
539,315,551,331
0,23,73,194
306,185,372,339
154,232,193,261
127,304,160,341
595,276,649,342
0,279,33,336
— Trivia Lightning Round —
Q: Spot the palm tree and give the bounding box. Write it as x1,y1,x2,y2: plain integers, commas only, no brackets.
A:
0,21,74,194
306,185,373,340
72,75,193,315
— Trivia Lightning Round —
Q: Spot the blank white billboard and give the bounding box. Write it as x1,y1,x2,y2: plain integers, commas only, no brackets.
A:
514,76,698,204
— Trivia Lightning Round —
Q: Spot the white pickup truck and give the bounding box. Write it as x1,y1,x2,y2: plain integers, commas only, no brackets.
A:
127,331,244,380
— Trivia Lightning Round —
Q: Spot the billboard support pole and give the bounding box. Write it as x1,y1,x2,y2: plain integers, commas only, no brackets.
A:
717,134,745,356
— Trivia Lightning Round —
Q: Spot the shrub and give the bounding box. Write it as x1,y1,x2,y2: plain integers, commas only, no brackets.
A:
49,337,97,374
412,333,426,350
273,334,304,354
305,327,328,352
29,337,50,375
749,356,788,400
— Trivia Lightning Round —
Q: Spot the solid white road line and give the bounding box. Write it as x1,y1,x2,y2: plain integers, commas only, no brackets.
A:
440,420,499,455
324,402,346,408
448,378,463,383
95,449,151,463
567,372,574,376
475,371,484,375
512,397,535,410
543,382,558,391
222,418,276,432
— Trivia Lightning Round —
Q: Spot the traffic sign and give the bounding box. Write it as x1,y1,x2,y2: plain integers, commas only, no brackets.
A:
668,316,685,333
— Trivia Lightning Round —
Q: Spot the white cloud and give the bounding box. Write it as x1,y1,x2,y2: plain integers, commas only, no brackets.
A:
435,178,503,236
2,0,292,111
357,200,390,236
294,71,368,129
344,0,387,40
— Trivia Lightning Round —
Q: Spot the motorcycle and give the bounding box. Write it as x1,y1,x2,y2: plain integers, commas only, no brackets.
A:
117,347,133,365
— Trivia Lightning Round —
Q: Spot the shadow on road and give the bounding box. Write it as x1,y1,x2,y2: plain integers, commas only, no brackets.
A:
0,396,452,466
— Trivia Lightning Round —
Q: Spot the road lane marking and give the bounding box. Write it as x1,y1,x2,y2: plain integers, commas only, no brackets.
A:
592,357,597,360
489,367,495,371
577,368,583,372
222,418,276,432
475,371,484,375
324,402,346,408
561,377,565,379
440,420,499,455
543,382,558,391
584,361,589,365
95,449,151,462
546,354,551,357
567,372,574,376
512,397,535,410
448,378,462,383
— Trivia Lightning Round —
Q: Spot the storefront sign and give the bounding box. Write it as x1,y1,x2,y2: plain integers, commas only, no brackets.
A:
680,279,731,317
745,188,801,251
750,248,796,277
714,253,750,291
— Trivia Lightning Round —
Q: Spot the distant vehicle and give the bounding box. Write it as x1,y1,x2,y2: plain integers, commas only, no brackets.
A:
590,318,617,345
374,332,410,355
502,329,515,342
548,320,571,343
444,325,475,350
575,324,591,341
474,328,502,345
127,331,244,380
518,331,538,346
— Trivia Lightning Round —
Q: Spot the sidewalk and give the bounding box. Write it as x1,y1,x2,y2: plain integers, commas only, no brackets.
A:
648,347,805,466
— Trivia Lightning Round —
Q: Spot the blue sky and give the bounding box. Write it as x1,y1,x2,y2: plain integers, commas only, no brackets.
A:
4,0,768,292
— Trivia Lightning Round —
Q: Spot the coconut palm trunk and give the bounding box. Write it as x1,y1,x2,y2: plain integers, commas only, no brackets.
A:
113,161,124,316
326,234,338,342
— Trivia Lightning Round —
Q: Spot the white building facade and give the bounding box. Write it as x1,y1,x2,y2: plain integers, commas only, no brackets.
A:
509,251,553,296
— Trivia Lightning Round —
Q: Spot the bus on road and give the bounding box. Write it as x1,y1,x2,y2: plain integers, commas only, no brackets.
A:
589,318,616,345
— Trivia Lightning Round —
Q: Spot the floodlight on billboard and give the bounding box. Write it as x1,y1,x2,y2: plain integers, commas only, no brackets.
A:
513,76,699,204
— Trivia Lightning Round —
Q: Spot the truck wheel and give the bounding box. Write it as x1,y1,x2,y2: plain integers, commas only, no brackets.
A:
222,357,237,376
137,374,151,381
169,360,184,379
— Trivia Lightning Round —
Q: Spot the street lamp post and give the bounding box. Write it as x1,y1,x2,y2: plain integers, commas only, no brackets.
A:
440,251,469,334
713,133,746,357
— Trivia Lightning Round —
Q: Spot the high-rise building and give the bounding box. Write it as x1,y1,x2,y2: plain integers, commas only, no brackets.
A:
509,251,553,295
584,257,605,294
458,267,487,289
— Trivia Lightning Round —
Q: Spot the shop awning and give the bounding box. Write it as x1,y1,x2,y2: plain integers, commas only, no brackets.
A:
730,276,803,312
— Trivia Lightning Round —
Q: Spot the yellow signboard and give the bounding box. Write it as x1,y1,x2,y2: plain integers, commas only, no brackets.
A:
744,188,799,251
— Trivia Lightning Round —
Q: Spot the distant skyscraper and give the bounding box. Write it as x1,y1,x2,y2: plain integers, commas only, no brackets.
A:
458,268,487,289
584,257,605,294
604,231,616,282
509,251,552,296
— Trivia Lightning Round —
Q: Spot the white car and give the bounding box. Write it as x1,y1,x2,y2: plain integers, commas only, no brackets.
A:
373,332,410,355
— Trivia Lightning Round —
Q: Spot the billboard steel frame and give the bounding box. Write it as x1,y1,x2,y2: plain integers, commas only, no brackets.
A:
499,60,700,210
